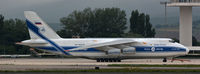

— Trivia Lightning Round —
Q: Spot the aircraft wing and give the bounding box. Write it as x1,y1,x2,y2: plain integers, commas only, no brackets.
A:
68,39,137,51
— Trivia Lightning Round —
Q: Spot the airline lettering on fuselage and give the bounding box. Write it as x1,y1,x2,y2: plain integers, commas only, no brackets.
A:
144,47,164,52
156,48,164,51
171,48,181,50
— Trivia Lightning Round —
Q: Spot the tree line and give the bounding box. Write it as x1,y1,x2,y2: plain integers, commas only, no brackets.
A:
58,8,155,38
0,15,30,54
0,7,156,54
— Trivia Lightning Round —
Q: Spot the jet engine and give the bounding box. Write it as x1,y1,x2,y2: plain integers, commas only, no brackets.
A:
113,45,136,54
106,48,121,55
122,47,136,54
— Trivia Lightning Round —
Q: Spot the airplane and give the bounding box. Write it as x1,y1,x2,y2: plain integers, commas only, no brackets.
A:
16,11,190,62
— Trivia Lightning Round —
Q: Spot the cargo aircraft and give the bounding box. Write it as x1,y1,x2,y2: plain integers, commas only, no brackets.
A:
17,11,189,62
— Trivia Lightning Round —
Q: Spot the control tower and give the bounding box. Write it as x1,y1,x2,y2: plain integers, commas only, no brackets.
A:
166,0,200,46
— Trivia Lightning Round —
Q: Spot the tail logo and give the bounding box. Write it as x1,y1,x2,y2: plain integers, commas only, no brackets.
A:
40,27,45,32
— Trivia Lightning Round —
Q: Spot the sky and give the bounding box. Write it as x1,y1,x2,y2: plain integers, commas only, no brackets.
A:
0,0,200,24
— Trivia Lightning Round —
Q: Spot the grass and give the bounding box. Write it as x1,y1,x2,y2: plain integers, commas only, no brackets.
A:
108,64,200,67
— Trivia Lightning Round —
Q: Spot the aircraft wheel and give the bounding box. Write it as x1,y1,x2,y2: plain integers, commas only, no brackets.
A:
105,58,109,62
117,59,121,62
113,59,117,62
96,59,100,62
163,58,167,62
100,58,104,62
109,59,113,62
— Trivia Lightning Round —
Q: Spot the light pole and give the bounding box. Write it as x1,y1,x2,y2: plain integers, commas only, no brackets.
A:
160,1,168,25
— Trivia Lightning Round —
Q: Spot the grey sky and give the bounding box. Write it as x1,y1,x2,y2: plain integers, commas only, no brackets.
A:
0,0,200,24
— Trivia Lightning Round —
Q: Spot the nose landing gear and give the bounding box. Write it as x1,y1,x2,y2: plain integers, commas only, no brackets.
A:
163,58,167,62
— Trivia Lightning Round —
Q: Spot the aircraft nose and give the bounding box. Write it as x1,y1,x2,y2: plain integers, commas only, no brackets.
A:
176,43,189,55
185,47,190,55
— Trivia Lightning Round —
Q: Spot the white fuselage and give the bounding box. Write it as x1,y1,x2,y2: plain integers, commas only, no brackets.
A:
21,38,189,59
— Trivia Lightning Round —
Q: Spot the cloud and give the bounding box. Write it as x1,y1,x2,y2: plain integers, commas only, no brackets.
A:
0,0,63,8
0,0,63,19
0,0,182,23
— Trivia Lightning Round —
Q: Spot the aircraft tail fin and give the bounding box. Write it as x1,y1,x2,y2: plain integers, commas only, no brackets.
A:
24,11,61,39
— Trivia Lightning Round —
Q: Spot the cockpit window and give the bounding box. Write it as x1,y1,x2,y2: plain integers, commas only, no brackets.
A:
169,40,175,43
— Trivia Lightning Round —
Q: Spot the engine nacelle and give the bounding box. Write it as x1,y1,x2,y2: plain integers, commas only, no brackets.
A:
106,49,121,55
122,47,136,54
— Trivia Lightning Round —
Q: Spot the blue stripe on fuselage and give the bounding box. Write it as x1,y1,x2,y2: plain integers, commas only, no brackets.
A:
135,46,186,52
34,46,186,53
26,20,71,55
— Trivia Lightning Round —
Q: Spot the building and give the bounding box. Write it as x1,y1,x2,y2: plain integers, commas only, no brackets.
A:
167,0,200,46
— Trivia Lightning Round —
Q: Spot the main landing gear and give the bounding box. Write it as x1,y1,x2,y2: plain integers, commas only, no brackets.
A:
96,58,121,62
163,58,167,62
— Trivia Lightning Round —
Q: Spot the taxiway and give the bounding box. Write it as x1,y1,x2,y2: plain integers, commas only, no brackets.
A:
0,58,200,71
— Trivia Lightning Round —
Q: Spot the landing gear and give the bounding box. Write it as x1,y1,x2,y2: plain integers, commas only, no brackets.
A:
96,58,121,62
117,59,121,62
96,59,100,62
163,58,167,62
105,59,109,62
108,59,113,62
100,58,104,62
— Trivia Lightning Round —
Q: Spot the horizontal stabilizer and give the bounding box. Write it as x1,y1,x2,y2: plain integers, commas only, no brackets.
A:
16,41,47,45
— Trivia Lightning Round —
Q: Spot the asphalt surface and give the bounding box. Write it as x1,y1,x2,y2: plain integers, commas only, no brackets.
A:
0,58,200,71
1,72,200,74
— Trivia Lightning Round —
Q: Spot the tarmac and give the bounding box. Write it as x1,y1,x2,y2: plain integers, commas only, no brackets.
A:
0,58,200,71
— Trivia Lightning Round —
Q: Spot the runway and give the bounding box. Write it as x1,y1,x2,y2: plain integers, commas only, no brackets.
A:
0,58,200,71
1,58,200,65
